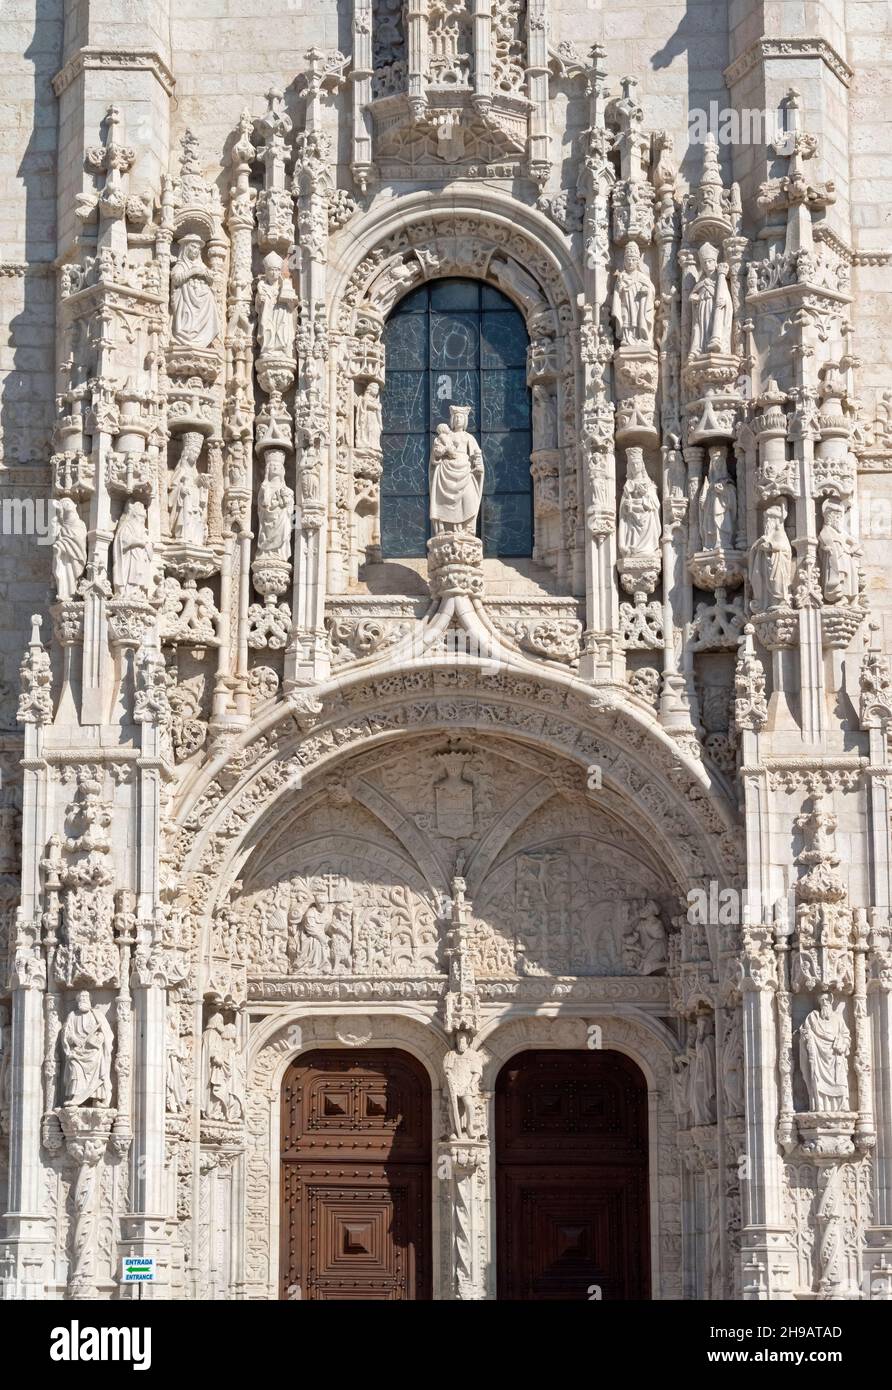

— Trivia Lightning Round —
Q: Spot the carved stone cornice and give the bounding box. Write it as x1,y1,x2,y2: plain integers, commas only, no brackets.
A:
723,38,853,90
0,262,53,278
813,225,892,269
52,47,176,99
762,758,866,795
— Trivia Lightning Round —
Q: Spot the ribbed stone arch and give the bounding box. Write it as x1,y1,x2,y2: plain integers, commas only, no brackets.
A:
329,190,584,334
168,664,742,985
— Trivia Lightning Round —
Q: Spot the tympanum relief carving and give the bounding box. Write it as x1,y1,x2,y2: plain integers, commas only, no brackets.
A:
227,738,672,985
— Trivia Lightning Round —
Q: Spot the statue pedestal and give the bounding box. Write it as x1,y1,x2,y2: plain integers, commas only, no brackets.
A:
427,531,484,600
797,1111,857,1158
688,547,747,590
617,551,660,597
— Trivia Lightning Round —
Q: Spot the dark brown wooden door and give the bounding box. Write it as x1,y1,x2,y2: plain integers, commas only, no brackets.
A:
496,1049,650,1300
281,1050,431,1300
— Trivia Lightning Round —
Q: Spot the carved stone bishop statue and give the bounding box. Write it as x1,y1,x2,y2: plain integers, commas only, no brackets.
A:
612,242,656,346
689,242,733,356
255,251,296,358
429,406,484,535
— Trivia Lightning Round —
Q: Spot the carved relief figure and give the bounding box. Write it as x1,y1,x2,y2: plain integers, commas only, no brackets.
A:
52,498,88,601
443,1032,483,1140
749,501,792,611
166,1009,188,1114
168,431,209,546
329,901,355,973
222,1021,245,1122
370,257,422,315
698,445,737,551
721,1009,745,1117
611,242,655,346
531,385,557,451
618,448,661,559
623,899,666,975
689,1014,717,1126
112,499,154,597
0,1009,10,1122
355,381,383,452
671,1050,692,1130
818,498,861,604
429,405,484,534
255,252,295,357
200,1012,230,1120
61,991,113,1107
289,891,331,973
799,993,851,1112
689,242,733,355
256,451,295,560
170,235,220,348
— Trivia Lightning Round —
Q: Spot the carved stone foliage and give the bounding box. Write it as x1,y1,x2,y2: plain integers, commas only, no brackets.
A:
372,0,407,99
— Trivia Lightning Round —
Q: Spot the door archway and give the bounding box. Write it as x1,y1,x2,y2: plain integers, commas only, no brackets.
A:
280,1049,432,1300
495,1049,651,1300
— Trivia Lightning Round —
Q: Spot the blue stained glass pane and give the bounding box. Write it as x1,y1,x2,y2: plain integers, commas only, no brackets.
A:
430,279,479,311
391,284,429,315
431,370,478,428
381,434,428,495
480,368,530,431
481,312,527,369
482,493,532,558
381,494,428,558
482,431,532,494
384,313,428,369
481,283,513,311
380,279,533,560
430,313,479,369
383,370,428,433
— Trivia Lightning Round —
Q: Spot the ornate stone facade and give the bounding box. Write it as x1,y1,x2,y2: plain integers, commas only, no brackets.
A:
0,0,891,1302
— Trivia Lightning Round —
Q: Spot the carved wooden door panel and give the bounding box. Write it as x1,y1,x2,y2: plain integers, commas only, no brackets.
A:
281,1050,432,1300
496,1050,650,1300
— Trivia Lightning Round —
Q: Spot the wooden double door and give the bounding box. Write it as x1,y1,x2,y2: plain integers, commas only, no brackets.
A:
281,1050,431,1300
496,1050,651,1300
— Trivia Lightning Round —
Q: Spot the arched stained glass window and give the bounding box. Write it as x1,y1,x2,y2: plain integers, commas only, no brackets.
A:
380,278,532,559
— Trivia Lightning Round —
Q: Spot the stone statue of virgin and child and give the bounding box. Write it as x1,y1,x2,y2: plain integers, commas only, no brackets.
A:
429,405,484,535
